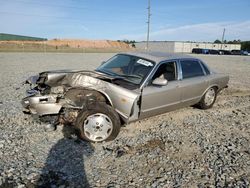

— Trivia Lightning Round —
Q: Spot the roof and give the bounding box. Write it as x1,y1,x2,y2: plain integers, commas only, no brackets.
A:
121,51,195,63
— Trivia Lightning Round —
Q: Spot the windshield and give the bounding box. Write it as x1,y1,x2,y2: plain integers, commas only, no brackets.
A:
96,54,155,85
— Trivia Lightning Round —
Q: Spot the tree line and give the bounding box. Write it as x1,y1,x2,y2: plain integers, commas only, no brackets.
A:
214,39,250,51
117,40,136,48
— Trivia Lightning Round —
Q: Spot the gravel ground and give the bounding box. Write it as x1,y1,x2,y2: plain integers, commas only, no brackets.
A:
0,53,249,187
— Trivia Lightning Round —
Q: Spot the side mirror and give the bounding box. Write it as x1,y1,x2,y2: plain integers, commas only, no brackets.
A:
152,77,168,86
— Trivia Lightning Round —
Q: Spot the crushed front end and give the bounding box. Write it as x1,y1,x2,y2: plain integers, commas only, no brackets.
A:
22,69,140,127
22,74,65,116
21,71,108,126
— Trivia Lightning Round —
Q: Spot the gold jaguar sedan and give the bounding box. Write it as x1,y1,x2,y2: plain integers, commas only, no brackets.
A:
22,52,229,142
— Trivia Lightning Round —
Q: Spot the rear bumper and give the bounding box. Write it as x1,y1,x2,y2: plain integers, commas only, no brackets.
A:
22,94,62,115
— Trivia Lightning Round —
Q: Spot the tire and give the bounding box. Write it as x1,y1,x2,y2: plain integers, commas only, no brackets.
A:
198,87,217,109
75,102,121,142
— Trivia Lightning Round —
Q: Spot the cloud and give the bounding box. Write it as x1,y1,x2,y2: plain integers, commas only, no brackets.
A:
1,1,250,41
0,1,89,38
118,21,250,42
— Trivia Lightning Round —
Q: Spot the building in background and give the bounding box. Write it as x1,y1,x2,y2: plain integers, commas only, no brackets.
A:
135,41,241,53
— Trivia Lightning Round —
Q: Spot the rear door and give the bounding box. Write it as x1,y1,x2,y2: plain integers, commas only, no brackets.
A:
179,59,208,106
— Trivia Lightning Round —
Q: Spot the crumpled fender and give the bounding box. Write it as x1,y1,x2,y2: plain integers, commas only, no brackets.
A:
61,73,139,119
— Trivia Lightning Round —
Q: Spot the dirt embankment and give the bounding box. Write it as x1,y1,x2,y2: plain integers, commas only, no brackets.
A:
47,39,131,49
0,39,132,52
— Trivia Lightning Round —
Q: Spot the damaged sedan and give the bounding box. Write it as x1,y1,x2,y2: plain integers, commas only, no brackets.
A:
22,52,229,142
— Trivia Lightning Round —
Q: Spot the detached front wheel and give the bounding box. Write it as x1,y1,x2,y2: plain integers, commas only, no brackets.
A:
76,103,121,142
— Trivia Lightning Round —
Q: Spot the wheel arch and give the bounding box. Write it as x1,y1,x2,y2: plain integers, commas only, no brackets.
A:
96,90,113,106
97,90,128,125
63,87,127,125
63,87,113,107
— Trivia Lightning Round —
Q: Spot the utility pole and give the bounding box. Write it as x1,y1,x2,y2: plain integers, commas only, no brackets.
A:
146,0,151,50
221,28,225,49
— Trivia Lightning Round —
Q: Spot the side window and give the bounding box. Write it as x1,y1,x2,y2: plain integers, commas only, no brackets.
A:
152,61,177,81
180,60,204,79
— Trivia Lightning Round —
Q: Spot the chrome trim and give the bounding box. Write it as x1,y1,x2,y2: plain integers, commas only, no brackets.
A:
199,60,211,75
176,60,183,80
198,60,208,76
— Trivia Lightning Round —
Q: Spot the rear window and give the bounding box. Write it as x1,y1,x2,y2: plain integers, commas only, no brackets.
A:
180,60,205,79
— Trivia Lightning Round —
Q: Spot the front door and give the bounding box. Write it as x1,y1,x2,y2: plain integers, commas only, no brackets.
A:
140,61,182,119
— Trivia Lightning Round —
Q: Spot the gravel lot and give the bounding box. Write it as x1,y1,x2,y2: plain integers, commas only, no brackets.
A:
0,53,249,187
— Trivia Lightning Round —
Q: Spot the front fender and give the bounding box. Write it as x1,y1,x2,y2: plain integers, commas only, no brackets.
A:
61,73,140,119
103,83,139,119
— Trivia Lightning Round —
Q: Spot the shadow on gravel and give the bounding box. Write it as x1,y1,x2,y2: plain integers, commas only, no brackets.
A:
36,125,94,188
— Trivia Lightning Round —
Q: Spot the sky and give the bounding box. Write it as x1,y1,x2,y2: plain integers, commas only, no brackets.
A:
0,0,250,42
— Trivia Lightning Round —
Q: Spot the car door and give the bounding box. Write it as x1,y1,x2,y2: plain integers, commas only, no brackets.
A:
139,61,182,119
178,59,208,106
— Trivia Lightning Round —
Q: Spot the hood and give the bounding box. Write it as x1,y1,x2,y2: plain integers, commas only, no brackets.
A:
26,70,112,87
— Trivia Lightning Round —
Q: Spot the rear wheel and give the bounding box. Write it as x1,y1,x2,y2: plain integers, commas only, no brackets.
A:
198,87,217,109
75,103,121,142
